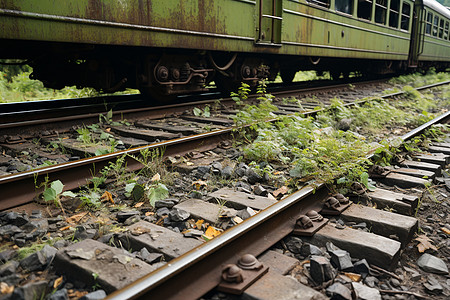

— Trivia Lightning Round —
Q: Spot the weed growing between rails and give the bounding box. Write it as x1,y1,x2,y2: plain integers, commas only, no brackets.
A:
231,77,450,193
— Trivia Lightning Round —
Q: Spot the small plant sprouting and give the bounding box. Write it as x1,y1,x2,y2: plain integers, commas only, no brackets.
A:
230,82,251,106
193,105,211,118
42,180,76,215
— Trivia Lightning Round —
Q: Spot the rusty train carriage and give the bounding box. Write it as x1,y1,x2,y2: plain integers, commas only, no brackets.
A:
0,0,449,100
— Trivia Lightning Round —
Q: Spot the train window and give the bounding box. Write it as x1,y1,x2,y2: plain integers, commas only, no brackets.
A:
389,0,400,28
358,0,373,20
439,19,444,38
375,0,387,24
400,2,410,31
308,0,330,8
445,21,449,40
426,12,433,34
433,16,438,36
335,0,353,14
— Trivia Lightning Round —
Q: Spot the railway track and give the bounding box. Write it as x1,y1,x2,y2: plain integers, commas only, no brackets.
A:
0,76,449,300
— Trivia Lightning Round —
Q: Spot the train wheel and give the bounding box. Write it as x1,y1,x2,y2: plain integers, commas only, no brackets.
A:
280,68,297,83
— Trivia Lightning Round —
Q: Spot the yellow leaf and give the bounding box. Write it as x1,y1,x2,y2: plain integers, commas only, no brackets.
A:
59,225,71,231
203,226,222,240
151,173,161,182
145,212,154,217
134,202,144,208
414,234,438,253
100,191,114,204
441,227,450,235
53,276,64,289
344,272,361,282
195,219,204,229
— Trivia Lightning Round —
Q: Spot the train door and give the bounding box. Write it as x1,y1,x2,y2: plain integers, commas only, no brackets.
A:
256,0,283,45
408,0,424,67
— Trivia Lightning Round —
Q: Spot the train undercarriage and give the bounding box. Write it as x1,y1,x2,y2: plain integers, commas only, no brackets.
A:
1,40,443,102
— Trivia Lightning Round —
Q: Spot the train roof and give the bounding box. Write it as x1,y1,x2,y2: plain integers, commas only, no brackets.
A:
423,0,450,19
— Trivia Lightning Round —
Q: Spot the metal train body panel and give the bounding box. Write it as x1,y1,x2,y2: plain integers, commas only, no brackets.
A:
0,0,448,96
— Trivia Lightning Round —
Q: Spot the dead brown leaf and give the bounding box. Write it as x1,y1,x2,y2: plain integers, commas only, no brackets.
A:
344,272,361,282
192,180,207,190
441,227,450,235
53,276,63,289
151,173,161,182
203,226,222,241
134,202,144,208
100,191,114,204
66,212,89,225
0,282,14,294
195,219,204,229
414,234,438,253
273,186,289,197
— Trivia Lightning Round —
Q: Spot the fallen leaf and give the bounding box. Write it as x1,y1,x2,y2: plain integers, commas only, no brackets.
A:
195,219,204,229
134,202,144,208
68,291,88,298
415,234,438,253
100,191,114,204
66,212,89,224
59,225,71,231
145,212,154,217
192,180,208,190
202,226,222,241
273,186,289,197
53,276,64,289
105,128,111,132
186,161,194,166
441,227,450,235
344,272,361,282
273,171,283,175
151,173,161,182
0,282,14,294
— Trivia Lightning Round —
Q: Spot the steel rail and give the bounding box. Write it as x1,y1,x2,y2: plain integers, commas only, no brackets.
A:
108,101,450,300
0,80,448,210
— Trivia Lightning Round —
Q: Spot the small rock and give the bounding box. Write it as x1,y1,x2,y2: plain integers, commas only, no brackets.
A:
124,215,141,226
310,255,336,284
20,251,47,272
0,249,17,263
154,199,176,209
156,207,170,218
169,208,190,222
0,261,19,277
221,166,233,179
48,288,69,300
284,237,303,254
11,281,48,300
246,169,262,184
79,290,107,300
352,282,381,300
4,212,29,226
390,278,401,288
138,248,164,264
0,224,22,236
40,245,57,264
300,243,324,257
117,210,140,222
183,229,203,238
424,277,443,295
352,222,367,229
364,276,379,288
417,253,449,275
337,118,352,131
253,185,268,197
330,250,353,271
73,226,98,241
326,282,352,300
326,242,341,252
354,259,370,278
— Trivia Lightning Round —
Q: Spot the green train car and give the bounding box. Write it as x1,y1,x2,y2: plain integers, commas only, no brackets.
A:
0,0,449,99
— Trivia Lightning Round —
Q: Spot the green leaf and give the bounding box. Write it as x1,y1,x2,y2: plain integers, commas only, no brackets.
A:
203,106,210,118
131,184,145,202
337,177,348,184
147,183,169,207
50,180,64,195
100,131,112,140
193,107,202,116
106,109,113,121
61,191,77,198
43,188,57,202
